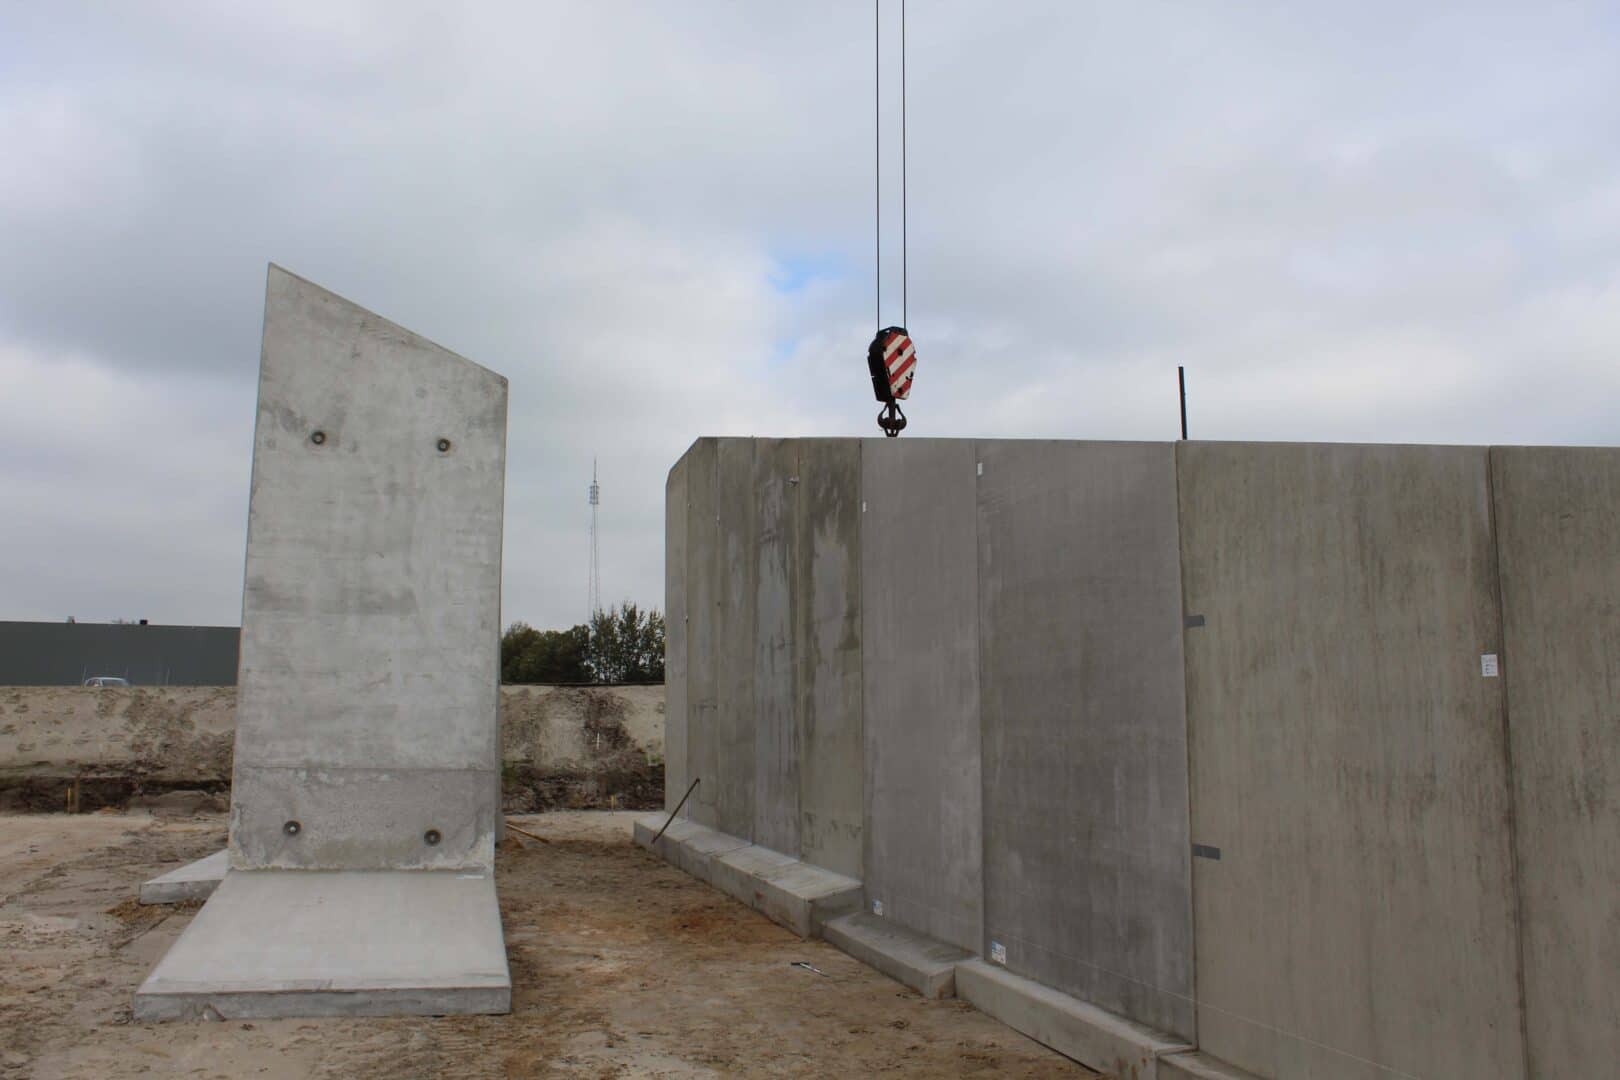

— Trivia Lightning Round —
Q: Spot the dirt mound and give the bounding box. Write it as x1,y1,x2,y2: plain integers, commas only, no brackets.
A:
1,685,667,814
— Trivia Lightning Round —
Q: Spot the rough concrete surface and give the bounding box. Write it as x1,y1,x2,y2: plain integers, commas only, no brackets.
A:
1,811,1091,1078
751,438,802,857
712,437,759,843
131,265,514,1020
976,440,1194,1038
1491,445,1620,1080
664,437,867,881
229,264,508,872
861,439,984,953
1177,442,1524,1079
793,439,865,879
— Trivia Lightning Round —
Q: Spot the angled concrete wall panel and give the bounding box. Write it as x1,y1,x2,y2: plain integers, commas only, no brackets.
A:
230,266,507,871
140,264,511,1020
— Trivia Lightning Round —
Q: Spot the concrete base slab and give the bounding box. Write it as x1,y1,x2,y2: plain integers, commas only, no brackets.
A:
955,960,1191,1079
140,849,229,905
822,912,972,998
134,869,510,1020
633,816,861,939
1160,1051,1264,1080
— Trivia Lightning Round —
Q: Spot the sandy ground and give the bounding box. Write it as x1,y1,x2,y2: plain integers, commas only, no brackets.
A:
0,810,1091,1079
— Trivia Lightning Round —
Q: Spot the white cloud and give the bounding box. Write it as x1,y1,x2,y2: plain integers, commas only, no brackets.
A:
2,0,1619,629
0,342,250,623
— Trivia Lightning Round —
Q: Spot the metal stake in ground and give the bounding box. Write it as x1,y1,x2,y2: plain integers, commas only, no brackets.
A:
651,777,701,845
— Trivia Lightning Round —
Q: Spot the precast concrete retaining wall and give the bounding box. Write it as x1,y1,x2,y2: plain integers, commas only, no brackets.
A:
795,440,865,879
1491,447,1620,1080
863,440,983,953
977,440,1193,1038
663,436,1620,1080
665,439,866,878
228,266,508,872
1178,443,1522,1078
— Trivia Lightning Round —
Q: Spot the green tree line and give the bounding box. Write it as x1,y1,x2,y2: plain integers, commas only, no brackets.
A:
501,601,665,684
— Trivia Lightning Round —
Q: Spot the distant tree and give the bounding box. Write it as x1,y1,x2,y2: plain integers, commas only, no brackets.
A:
585,602,665,683
500,621,590,684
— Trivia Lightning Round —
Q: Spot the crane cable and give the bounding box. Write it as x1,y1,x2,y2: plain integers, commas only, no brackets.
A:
869,0,915,438
875,0,909,329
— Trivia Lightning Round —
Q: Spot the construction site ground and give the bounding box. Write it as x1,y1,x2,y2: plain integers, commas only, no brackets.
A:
0,810,1090,1078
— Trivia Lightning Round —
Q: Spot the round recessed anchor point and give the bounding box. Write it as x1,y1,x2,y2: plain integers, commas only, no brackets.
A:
283,819,302,836
424,828,441,846
435,438,451,453
310,431,326,446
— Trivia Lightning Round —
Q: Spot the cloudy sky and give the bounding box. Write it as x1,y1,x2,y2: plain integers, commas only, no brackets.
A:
3,2,1619,630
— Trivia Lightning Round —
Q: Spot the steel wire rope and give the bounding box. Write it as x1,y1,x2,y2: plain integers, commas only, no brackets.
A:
875,0,910,328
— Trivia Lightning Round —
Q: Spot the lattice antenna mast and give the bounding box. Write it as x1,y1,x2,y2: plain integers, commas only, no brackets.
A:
587,459,602,622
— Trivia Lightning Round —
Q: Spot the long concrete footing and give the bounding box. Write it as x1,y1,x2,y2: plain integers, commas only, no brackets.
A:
134,869,510,1020
955,960,1192,1079
139,849,229,905
821,912,971,999
633,812,860,938
1158,1051,1266,1080
636,810,1275,1076
633,814,749,883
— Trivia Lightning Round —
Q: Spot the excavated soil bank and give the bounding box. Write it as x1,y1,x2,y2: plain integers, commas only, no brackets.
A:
1,684,667,814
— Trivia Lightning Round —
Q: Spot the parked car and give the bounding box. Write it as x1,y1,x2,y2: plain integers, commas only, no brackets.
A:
83,676,131,687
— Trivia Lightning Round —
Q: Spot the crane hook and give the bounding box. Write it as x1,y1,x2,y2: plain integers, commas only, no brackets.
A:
867,326,916,438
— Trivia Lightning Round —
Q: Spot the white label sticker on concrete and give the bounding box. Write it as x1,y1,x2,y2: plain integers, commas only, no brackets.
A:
990,941,1007,965
872,899,883,916
1481,653,1499,677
